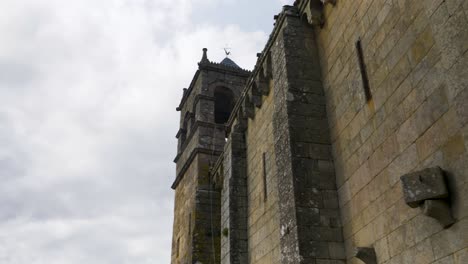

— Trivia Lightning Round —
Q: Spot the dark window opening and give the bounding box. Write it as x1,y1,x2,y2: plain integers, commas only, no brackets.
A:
188,213,191,236
356,39,372,102
179,132,186,152
179,118,188,150
214,86,235,124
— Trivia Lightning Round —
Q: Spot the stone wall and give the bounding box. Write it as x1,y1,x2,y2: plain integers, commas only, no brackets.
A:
171,1,468,263
245,80,281,263
271,12,344,263
192,153,222,264
220,7,345,263
171,53,250,264
171,157,198,264
315,0,468,263
221,123,249,264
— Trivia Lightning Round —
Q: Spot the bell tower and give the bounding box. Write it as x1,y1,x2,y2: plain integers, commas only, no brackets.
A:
171,49,250,264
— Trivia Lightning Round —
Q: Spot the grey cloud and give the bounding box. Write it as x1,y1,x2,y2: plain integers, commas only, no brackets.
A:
0,0,285,263
0,61,38,87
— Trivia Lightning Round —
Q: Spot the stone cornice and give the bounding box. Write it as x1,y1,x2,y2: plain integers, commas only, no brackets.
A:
176,62,251,112
198,61,251,76
174,120,227,163
175,128,186,139
225,5,299,133
177,70,200,111
294,0,336,26
171,148,223,189
206,6,301,180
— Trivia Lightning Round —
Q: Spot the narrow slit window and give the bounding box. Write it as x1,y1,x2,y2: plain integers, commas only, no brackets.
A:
176,237,180,257
356,39,372,101
262,152,268,202
188,213,191,236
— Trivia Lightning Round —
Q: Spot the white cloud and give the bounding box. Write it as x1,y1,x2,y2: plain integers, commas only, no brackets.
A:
0,0,275,263
279,0,295,5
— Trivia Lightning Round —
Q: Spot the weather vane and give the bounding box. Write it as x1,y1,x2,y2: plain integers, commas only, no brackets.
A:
223,45,231,57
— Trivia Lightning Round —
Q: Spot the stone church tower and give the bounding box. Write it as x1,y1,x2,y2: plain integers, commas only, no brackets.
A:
171,0,468,263
171,49,250,264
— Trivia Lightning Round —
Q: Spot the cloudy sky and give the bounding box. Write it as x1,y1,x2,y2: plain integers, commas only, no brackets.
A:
0,0,294,263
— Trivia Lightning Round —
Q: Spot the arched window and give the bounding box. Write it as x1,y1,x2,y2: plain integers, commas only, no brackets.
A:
214,86,235,124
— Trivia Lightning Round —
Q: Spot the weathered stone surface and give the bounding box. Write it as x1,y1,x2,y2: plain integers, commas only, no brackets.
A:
171,0,468,262
171,49,250,264
354,247,377,264
400,167,449,208
422,199,455,228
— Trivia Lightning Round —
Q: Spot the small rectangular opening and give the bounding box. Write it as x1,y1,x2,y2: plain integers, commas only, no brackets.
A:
188,213,191,236
262,152,268,202
176,237,180,257
356,39,372,102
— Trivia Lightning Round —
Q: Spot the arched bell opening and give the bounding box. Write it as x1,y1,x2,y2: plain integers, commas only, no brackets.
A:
214,86,235,124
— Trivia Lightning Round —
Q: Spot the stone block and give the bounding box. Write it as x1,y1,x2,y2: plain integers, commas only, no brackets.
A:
354,223,375,248
304,241,330,258
415,110,451,161
328,242,346,259
408,25,435,67
409,45,441,88
442,133,466,162
323,190,339,209
371,212,386,241
454,247,468,264
354,247,377,264
431,218,468,260
400,167,448,208
451,182,468,220
374,238,390,263
422,199,455,228
453,83,468,127
424,0,445,17
400,239,435,264
388,144,419,186
387,224,416,257
443,11,468,67
409,214,443,244
433,255,455,264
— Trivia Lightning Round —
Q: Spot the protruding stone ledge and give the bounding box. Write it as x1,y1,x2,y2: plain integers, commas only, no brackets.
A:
354,247,377,264
400,167,455,228
422,199,455,228
400,167,449,208
242,95,255,119
249,84,263,108
295,0,336,27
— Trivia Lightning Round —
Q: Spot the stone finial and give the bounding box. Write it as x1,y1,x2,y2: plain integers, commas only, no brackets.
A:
200,48,210,64
354,247,377,264
400,167,454,228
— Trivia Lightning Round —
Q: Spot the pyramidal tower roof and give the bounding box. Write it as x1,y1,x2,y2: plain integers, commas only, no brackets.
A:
220,57,241,69
198,48,248,73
